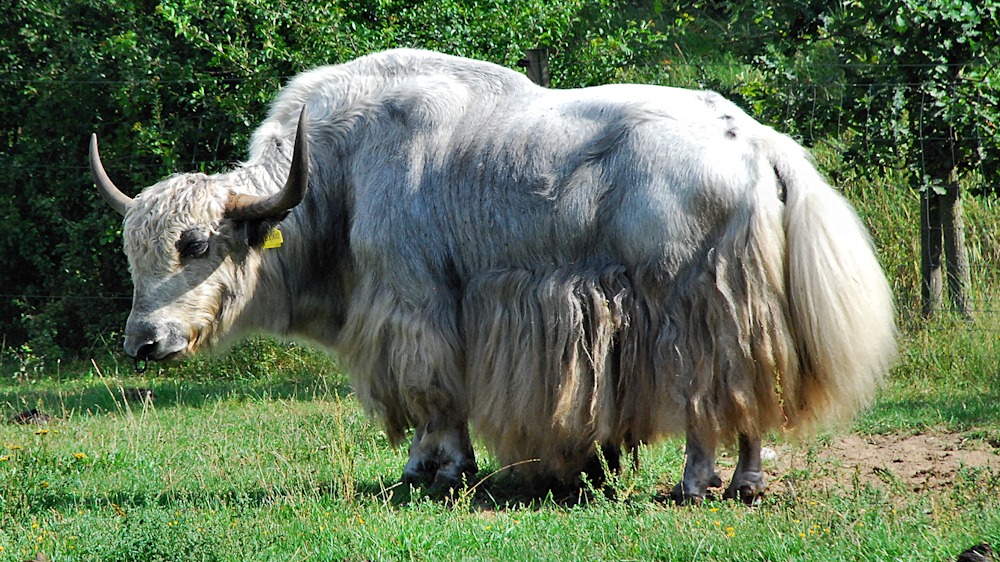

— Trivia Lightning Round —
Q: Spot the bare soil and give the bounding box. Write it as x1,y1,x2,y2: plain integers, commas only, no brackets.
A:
749,431,1000,496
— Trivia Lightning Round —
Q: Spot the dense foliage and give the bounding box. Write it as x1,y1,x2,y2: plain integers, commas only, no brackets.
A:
2,0,997,363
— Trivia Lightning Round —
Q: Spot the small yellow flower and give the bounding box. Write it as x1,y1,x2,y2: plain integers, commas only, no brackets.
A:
0,455,10,462
35,428,49,436
73,452,87,460
725,526,735,538
40,481,49,488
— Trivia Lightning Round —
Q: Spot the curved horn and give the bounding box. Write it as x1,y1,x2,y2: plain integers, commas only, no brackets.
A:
89,133,134,216
225,107,311,221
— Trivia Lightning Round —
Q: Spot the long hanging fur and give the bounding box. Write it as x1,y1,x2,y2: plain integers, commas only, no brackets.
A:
238,50,900,481
450,132,895,480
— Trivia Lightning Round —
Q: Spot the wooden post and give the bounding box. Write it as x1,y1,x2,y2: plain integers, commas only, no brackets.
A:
921,182,971,319
520,48,550,87
919,118,972,319
921,188,944,317
942,181,971,317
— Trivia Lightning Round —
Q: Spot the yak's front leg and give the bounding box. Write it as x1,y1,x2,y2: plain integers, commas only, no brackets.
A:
723,434,767,504
670,425,723,504
402,416,477,489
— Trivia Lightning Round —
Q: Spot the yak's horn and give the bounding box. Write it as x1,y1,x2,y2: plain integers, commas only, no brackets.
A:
90,133,134,216
225,107,310,220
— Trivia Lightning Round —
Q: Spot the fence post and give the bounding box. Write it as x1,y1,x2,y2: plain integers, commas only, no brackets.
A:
519,48,550,87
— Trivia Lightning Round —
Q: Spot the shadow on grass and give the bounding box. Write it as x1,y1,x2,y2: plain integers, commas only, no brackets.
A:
344,465,630,512
12,469,582,516
0,369,353,421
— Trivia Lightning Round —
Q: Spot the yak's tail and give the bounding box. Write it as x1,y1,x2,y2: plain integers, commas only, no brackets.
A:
765,134,897,428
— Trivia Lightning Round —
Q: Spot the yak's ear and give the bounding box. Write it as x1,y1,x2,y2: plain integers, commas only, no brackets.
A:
243,212,289,248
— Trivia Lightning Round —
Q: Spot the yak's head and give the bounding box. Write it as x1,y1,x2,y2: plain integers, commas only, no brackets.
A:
90,111,310,362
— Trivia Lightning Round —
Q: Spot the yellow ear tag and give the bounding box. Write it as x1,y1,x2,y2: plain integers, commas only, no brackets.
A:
262,227,284,249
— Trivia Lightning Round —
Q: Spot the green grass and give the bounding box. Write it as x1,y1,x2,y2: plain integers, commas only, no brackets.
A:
1,325,998,561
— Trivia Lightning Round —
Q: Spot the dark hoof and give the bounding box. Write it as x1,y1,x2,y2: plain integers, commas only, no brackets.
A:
668,483,715,506
668,472,723,506
7,408,51,425
402,461,437,486
956,543,995,562
723,471,767,505
431,460,478,491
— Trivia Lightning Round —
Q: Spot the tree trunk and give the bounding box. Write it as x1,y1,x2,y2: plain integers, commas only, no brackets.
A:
520,48,550,87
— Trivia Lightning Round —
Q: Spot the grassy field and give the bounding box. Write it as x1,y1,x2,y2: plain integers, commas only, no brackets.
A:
2,187,999,560
1,314,998,561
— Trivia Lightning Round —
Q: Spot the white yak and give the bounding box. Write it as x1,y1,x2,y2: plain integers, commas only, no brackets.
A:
90,49,896,503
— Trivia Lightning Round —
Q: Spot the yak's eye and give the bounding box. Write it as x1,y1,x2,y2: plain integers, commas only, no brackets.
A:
176,229,210,259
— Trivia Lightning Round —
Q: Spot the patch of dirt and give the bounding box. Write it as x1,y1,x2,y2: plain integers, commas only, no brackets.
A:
747,431,999,496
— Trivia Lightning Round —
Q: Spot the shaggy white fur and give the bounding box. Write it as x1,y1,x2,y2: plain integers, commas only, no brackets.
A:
101,49,896,492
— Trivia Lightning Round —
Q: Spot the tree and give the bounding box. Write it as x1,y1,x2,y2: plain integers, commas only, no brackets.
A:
699,0,999,318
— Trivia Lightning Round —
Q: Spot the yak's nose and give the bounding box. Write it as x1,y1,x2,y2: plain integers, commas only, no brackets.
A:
123,320,186,360
123,319,157,358
124,335,157,360
130,340,157,361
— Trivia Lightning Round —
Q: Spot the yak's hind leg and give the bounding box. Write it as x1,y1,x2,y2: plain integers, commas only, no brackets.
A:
723,434,767,504
670,427,723,504
402,416,477,489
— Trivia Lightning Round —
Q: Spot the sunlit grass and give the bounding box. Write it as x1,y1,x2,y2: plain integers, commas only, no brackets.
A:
1,324,998,560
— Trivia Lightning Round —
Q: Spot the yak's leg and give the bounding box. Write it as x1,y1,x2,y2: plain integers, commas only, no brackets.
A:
670,425,723,504
723,434,767,504
402,425,432,484
402,416,477,489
